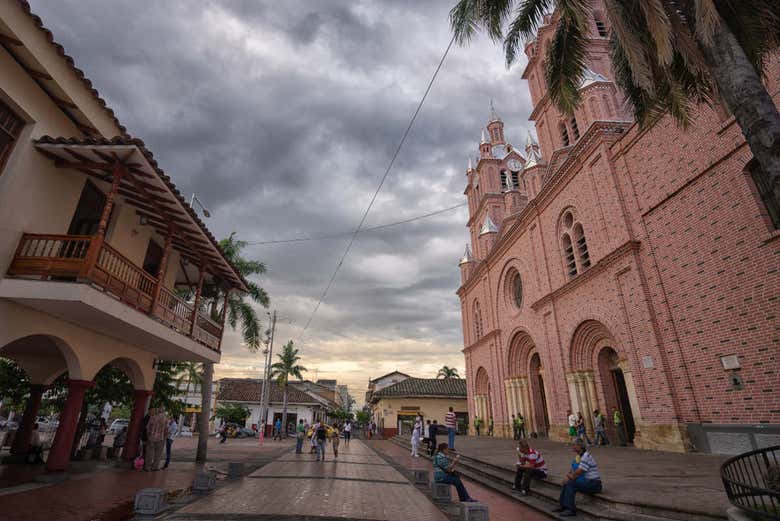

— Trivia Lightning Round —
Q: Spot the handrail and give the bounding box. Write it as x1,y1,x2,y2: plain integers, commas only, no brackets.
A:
721,445,780,520
155,286,193,333
94,242,157,307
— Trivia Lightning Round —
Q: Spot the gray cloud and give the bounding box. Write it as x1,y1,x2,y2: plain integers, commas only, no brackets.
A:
30,0,533,402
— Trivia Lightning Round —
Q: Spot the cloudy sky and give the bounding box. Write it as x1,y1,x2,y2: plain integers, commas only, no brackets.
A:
32,0,534,404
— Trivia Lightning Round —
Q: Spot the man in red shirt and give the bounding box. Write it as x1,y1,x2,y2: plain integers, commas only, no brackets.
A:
143,407,167,471
514,439,547,495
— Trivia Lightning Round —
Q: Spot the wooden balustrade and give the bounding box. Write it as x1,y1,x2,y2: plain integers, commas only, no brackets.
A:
7,233,223,352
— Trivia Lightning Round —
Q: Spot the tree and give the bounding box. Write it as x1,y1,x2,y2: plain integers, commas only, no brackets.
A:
214,402,251,425
0,358,30,415
196,233,270,463
269,340,307,438
450,0,780,211
176,361,202,424
437,366,461,379
355,410,371,426
151,361,185,419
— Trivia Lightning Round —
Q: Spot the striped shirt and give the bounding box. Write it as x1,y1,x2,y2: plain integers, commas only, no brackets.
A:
518,448,547,473
577,451,601,481
445,412,456,429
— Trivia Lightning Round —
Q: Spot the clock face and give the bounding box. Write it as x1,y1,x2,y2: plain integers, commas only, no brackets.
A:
507,159,522,171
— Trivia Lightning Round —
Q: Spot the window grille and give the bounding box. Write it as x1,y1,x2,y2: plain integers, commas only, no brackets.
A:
0,99,24,174
562,234,578,276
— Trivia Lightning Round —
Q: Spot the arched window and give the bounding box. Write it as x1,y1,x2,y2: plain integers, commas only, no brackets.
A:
570,116,580,141
573,223,591,268
562,234,578,277
474,302,484,341
560,122,570,147
512,271,523,308
560,209,591,278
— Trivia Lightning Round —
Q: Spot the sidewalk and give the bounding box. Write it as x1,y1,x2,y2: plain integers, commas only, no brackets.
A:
0,436,288,521
166,439,450,521
449,435,730,517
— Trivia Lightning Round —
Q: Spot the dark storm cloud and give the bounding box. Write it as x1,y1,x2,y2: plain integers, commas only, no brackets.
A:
29,0,533,400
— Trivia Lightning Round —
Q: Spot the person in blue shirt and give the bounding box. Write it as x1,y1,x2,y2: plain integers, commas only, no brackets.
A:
553,441,603,517
273,418,283,440
432,443,477,503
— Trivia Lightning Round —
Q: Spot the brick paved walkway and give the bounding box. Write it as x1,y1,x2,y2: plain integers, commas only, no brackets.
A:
167,439,450,521
368,439,553,520
0,437,288,521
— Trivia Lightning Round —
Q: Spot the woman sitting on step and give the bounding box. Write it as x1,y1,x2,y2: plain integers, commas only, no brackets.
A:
432,442,477,502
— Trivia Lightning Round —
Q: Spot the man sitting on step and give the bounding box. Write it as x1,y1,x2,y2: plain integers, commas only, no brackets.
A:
513,439,547,495
553,441,603,517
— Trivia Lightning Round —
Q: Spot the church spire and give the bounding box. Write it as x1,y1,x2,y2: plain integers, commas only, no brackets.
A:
489,98,501,123
524,131,543,169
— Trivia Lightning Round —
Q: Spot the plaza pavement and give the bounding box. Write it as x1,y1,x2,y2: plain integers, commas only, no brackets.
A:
429,434,731,518
0,436,289,521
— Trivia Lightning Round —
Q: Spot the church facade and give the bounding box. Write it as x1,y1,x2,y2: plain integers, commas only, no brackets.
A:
458,7,779,454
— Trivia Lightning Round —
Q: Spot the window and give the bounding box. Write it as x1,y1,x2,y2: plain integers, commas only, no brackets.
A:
560,122,570,147
570,116,580,141
560,209,592,278
0,99,24,174
573,223,591,268
746,159,780,229
562,234,578,276
474,303,484,340
512,172,519,188
595,19,608,37
511,271,523,308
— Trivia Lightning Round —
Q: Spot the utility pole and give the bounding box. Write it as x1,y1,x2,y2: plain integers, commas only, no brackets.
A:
258,310,276,446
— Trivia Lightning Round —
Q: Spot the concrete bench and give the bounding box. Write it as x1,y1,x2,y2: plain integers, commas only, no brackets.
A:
227,462,244,479
413,469,429,485
134,488,167,520
459,502,489,521
431,481,452,502
192,470,216,494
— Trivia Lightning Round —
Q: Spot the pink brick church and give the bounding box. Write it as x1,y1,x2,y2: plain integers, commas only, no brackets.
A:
457,8,779,454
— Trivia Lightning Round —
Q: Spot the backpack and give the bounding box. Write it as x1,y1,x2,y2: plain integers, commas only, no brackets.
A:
316,425,327,440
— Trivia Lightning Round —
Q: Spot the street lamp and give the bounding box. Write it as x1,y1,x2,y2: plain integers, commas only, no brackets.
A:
189,194,212,218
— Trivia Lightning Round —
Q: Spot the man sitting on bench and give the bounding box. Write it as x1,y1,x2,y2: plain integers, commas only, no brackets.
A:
432,442,477,503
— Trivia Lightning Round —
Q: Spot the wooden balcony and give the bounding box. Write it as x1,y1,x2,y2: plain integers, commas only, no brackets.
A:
6,233,223,352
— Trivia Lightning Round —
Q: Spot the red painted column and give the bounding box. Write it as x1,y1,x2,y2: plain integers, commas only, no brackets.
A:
10,384,46,454
122,389,152,461
46,379,93,472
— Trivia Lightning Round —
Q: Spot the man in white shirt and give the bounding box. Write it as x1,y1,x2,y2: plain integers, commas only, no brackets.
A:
162,417,178,469
343,421,352,446
567,410,577,442
553,441,603,517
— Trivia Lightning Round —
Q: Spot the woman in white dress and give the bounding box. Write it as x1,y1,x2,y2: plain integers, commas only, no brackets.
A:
411,415,422,457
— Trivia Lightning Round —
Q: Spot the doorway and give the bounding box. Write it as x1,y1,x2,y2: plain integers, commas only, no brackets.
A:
68,181,108,236
529,353,549,436
611,368,636,443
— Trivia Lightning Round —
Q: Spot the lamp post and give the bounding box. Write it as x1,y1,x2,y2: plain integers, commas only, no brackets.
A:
258,311,276,446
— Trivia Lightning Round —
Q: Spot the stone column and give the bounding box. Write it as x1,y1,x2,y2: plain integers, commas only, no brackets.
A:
46,379,93,472
575,373,594,433
566,372,579,415
123,389,153,461
10,384,46,455
504,380,514,422
584,371,599,426
520,378,532,429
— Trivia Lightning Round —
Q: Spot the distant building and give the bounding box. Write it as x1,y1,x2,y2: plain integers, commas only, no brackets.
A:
214,378,337,434
367,377,468,438
364,371,411,404
337,384,350,410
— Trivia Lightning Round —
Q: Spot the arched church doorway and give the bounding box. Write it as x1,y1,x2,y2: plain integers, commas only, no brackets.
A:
529,353,549,436
597,347,636,443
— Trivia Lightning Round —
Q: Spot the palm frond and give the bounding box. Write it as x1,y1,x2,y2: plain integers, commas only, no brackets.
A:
504,0,556,66
545,0,590,113
236,301,260,349
604,0,655,93
450,0,482,44
694,0,720,46
639,0,673,65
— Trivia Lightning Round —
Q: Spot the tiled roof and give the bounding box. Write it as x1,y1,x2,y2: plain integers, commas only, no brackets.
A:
34,136,247,289
216,378,320,405
373,378,467,399
369,371,410,383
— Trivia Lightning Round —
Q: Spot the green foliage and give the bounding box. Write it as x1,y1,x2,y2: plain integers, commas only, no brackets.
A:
151,361,184,418
0,358,31,414
215,402,251,424
269,341,307,387
436,366,461,379
87,366,134,411
355,410,371,425
331,408,353,421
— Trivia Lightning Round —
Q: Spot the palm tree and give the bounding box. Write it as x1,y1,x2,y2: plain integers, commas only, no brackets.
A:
196,233,269,463
450,0,780,211
176,361,202,426
437,366,461,379
269,340,307,439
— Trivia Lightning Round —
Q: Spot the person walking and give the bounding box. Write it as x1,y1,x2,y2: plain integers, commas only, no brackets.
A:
445,407,457,450
314,421,327,461
273,417,283,441
331,424,340,459
295,419,306,454
613,407,627,446
143,407,167,471
593,409,609,446
518,413,526,439
576,412,592,446
343,420,352,446
219,420,227,444
410,415,422,458
511,414,518,440
567,409,577,442
140,409,151,458
474,416,482,436
513,439,548,495
553,441,603,517
423,419,432,452
488,416,494,437
163,416,178,469
428,420,439,456
433,443,477,503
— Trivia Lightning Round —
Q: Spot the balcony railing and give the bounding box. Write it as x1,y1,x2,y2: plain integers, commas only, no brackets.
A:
7,233,223,352
721,445,780,520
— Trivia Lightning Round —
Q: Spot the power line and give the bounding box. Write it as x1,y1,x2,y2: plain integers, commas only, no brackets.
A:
247,202,467,245
298,34,456,345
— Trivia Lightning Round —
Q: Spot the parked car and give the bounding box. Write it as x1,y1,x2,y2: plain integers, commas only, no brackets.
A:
108,419,129,434
0,418,19,431
236,427,256,438
178,426,193,437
